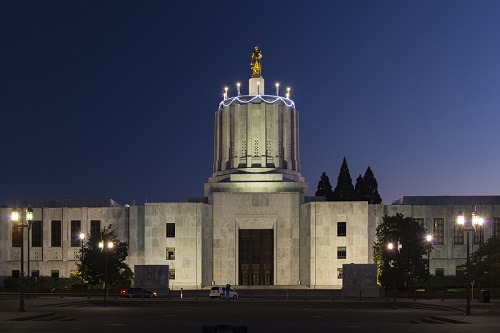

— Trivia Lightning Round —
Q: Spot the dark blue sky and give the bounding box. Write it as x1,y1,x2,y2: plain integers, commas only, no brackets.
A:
2,0,499,206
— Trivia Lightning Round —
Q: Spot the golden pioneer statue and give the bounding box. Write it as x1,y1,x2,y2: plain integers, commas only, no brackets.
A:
250,46,262,78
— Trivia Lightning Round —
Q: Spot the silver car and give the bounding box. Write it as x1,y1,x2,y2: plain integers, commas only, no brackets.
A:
209,286,238,299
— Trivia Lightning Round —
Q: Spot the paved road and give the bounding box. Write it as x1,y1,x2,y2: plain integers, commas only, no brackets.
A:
1,295,498,333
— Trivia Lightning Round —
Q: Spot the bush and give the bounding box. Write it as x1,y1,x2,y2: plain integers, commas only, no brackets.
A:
415,275,467,291
3,275,80,291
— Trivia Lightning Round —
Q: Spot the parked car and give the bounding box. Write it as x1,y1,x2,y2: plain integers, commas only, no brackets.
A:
209,286,238,299
121,287,158,298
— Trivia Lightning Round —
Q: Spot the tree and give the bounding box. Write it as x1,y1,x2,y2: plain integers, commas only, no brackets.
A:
331,157,357,201
361,166,382,204
315,171,333,198
354,174,364,200
458,237,500,287
373,214,430,290
77,225,133,290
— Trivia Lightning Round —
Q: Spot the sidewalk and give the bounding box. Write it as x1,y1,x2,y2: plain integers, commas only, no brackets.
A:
410,298,500,325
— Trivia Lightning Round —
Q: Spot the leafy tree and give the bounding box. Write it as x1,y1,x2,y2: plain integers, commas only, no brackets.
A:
330,157,357,201
315,171,333,198
458,237,500,287
373,214,430,290
77,225,133,290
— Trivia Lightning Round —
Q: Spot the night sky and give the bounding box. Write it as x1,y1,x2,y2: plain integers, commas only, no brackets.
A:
2,0,499,206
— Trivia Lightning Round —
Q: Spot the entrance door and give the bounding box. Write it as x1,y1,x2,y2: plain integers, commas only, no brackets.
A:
239,229,273,285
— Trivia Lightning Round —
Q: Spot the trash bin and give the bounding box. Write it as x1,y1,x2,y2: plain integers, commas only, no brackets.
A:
479,290,490,303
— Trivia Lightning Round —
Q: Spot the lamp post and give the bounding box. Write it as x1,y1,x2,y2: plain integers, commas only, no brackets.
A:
11,206,33,312
425,234,433,274
457,209,483,316
80,233,85,296
99,240,114,307
26,206,33,299
387,241,401,309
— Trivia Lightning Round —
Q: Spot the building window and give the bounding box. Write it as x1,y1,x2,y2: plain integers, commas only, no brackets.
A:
71,220,81,247
337,268,343,279
337,246,346,259
31,270,40,278
474,226,484,245
90,220,101,236
455,266,465,277
169,269,175,280
12,223,22,247
32,221,42,247
51,221,62,247
12,270,20,278
454,223,464,245
166,223,175,238
414,218,424,227
166,247,175,260
435,268,444,277
51,270,59,279
337,222,346,237
494,218,500,238
433,218,444,245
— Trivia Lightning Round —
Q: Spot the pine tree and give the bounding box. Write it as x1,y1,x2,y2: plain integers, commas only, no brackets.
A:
354,174,365,200
362,166,382,204
315,171,333,198
331,157,357,201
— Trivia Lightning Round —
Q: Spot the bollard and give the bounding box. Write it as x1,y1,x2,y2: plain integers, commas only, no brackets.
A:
181,288,183,299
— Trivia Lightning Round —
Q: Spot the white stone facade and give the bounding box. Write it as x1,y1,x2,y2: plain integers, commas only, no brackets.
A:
1,199,499,288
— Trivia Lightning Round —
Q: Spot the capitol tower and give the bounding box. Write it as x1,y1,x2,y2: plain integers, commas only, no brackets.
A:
205,46,307,199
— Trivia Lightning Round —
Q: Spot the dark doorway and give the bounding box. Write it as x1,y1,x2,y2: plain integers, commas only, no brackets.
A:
239,229,273,285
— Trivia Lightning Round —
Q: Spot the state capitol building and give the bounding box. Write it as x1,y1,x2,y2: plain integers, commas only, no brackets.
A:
2,49,499,289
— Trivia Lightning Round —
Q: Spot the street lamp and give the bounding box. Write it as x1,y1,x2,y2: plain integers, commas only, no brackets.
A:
11,206,33,312
26,206,33,299
79,233,85,296
425,234,433,274
387,241,401,309
457,209,483,316
99,240,114,307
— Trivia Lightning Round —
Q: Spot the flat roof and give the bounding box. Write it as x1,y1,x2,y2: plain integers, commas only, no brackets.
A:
392,196,500,206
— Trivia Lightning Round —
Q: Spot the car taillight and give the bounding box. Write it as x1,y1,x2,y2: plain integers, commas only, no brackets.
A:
121,290,126,294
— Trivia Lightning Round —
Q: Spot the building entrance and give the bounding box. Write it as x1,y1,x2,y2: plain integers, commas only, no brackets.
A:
239,229,273,285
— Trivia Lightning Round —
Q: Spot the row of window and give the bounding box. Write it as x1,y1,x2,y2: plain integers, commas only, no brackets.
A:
12,220,101,248
335,267,457,280
11,269,177,281
417,217,500,245
12,270,59,279
10,267,454,281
